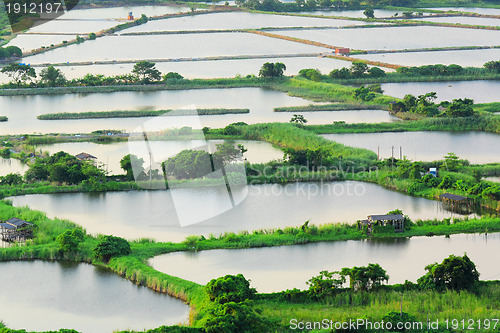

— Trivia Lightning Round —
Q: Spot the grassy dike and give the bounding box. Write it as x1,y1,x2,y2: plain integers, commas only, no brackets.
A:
37,108,250,120
306,113,500,134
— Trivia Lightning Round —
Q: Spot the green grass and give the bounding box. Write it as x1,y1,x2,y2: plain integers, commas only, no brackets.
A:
240,122,377,161
258,281,500,332
37,108,250,120
276,78,396,108
474,102,500,113
0,116,7,122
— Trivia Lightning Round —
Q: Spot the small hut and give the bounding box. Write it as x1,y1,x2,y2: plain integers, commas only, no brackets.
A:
0,218,34,242
127,12,134,20
358,214,405,233
439,193,472,213
75,152,97,161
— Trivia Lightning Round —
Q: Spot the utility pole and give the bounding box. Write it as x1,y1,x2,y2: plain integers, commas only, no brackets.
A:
149,151,152,183
391,146,394,169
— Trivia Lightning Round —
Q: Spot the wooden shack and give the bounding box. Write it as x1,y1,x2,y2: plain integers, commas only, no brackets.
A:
439,193,472,214
75,152,97,161
0,218,34,242
358,214,405,233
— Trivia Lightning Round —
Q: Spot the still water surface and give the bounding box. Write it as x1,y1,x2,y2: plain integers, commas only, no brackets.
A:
411,16,500,27
278,26,500,50
0,157,29,176
10,181,465,242
0,261,189,333
23,32,328,64
353,48,500,67
150,233,500,292
0,87,396,134
123,12,371,32
323,131,500,164
381,80,500,103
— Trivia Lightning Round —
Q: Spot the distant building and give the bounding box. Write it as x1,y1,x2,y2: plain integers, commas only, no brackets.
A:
0,218,34,242
428,168,438,177
128,12,134,20
334,48,350,55
75,152,97,161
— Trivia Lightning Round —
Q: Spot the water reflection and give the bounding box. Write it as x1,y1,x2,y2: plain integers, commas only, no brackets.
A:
0,261,189,333
149,233,500,292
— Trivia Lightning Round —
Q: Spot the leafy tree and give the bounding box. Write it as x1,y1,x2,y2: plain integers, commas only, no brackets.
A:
205,274,256,304
0,147,10,157
163,149,212,179
88,32,97,40
203,300,274,333
484,60,500,72
0,173,23,185
318,0,332,8
212,142,245,168
442,152,461,172
290,114,308,125
363,7,375,18
298,68,322,81
418,254,479,291
1,63,36,85
305,0,317,9
368,67,385,77
382,311,420,332
93,235,131,262
163,72,184,80
350,61,369,77
329,67,351,79
445,98,475,117
354,85,375,101
57,229,85,253
132,61,161,84
340,263,389,291
120,154,145,181
403,94,417,111
259,62,286,78
25,162,50,182
307,270,345,298
5,45,22,57
39,65,67,87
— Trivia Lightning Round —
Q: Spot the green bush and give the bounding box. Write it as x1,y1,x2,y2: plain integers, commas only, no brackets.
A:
93,235,131,262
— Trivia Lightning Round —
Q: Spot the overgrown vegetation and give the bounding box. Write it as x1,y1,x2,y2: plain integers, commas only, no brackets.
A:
37,108,250,120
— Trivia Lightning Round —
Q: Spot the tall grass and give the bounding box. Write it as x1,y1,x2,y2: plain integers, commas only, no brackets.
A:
274,104,381,112
239,123,377,162
258,282,500,332
307,115,500,134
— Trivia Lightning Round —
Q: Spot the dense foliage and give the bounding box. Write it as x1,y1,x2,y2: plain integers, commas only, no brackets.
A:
93,235,131,262
418,254,480,291
25,151,106,186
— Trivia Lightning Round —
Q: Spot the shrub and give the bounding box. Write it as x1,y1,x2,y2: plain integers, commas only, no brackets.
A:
93,235,131,262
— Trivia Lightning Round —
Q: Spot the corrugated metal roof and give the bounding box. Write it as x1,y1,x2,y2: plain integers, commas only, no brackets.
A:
368,214,404,221
6,217,32,227
0,223,16,230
